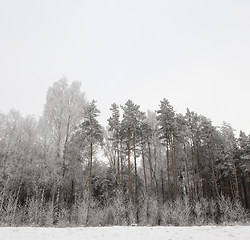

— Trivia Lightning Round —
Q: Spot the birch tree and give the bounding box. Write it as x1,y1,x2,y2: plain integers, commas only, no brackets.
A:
41,77,86,224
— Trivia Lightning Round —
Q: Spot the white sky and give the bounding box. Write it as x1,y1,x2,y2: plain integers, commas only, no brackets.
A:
1,0,250,135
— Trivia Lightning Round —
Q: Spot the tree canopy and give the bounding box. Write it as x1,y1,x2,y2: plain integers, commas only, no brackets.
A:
0,78,249,227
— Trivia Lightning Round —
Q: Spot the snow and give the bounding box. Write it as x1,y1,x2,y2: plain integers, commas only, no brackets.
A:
1,226,250,240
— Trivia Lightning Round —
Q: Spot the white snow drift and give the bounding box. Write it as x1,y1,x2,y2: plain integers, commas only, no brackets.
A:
1,226,250,240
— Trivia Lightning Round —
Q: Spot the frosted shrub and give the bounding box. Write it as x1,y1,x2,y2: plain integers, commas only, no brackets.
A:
232,200,249,223
43,202,54,227
104,207,114,225
161,201,174,225
147,197,160,226
127,200,136,225
25,197,41,226
86,201,108,226
97,203,123,226
0,193,14,226
201,198,210,224
173,197,190,226
10,204,23,226
208,199,217,224
0,193,24,226
57,207,70,227
75,200,89,226
161,197,190,226
139,196,150,226
217,196,249,224
217,195,234,223
0,191,248,227
90,205,106,226
178,196,191,226
111,195,127,225
194,198,208,225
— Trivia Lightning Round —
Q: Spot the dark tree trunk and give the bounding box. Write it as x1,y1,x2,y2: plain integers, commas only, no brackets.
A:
128,127,131,202
86,142,93,225
148,141,154,197
207,141,219,199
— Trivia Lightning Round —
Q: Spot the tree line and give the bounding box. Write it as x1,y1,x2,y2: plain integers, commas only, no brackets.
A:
0,77,249,226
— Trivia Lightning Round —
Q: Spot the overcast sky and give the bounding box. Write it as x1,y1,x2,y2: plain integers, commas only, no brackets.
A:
1,0,250,135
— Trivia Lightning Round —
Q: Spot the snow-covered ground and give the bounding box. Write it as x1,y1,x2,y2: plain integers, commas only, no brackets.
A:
1,226,250,240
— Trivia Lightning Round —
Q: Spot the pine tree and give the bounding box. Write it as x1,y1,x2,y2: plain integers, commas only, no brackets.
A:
121,99,145,224
200,116,220,199
185,109,203,201
156,99,178,199
236,131,250,208
107,103,121,193
220,122,239,198
73,100,103,225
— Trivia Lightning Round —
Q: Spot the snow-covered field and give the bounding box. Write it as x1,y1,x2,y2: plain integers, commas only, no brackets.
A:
1,226,250,240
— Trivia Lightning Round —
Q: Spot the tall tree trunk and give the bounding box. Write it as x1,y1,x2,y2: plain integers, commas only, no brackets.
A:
128,127,131,202
69,178,75,223
113,149,117,178
191,144,197,202
228,173,235,203
133,137,139,224
205,172,209,199
117,138,121,194
51,179,55,223
142,145,149,224
221,171,228,198
173,137,178,198
170,132,178,199
207,141,219,199
62,115,71,178
184,143,191,202
86,142,93,225
142,146,148,195
147,141,153,197
241,174,249,209
192,139,202,199
230,147,239,198
161,169,165,203
152,153,161,226
11,178,23,226
53,184,60,225
152,139,160,202
120,141,124,193
166,139,171,199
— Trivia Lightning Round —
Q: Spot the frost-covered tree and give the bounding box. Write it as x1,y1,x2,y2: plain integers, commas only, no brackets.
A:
72,100,103,224
42,77,86,176
41,77,86,224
